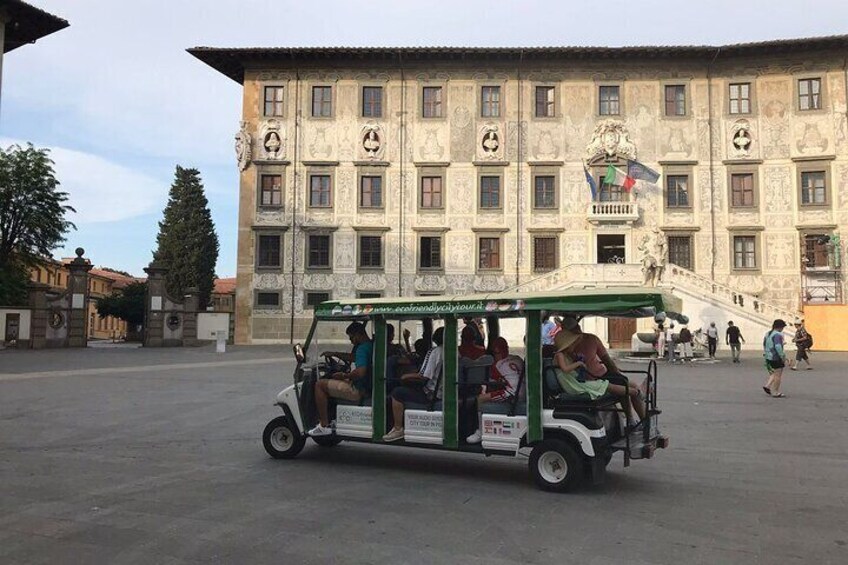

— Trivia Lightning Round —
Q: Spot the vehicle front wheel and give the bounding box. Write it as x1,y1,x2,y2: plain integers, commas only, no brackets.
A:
312,435,343,447
263,416,306,459
529,439,584,492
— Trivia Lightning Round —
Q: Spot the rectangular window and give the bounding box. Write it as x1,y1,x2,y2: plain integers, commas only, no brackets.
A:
360,176,383,208
307,234,331,269
257,235,281,268
666,175,690,208
309,175,332,207
305,292,330,308
535,86,555,117
731,173,755,207
359,236,383,269
311,86,332,117
668,236,692,269
733,236,757,269
598,176,626,202
729,82,750,114
665,85,686,116
534,175,556,208
803,234,830,268
259,174,283,207
422,86,443,118
419,236,442,270
362,86,383,118
800,171,826,205
264,86,284,117
357,291,383,299
533,237,557,272
478,237,501,270
599,86,620,115
479,176,501,209
256,292,280,307
481,86,501,117
798,78,822,111
420,176,443,208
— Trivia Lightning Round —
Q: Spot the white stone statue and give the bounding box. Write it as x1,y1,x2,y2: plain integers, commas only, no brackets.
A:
235,121,252,171
638,228,668,287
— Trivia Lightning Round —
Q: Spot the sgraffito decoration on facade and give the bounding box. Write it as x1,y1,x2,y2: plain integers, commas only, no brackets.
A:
360,123,385,160
730,119,753,158
259,119,286,160
235,121,252,171
586,119,636,160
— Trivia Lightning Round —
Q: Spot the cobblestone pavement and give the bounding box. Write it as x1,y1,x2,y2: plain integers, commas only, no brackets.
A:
1,346,846,564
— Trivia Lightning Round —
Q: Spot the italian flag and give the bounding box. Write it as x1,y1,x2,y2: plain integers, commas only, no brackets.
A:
605,164,636,192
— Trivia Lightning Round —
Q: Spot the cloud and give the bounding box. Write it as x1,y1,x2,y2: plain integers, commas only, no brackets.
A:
1,138,167,224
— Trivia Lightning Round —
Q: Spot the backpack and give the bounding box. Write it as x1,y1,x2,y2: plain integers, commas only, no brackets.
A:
801,331,813,348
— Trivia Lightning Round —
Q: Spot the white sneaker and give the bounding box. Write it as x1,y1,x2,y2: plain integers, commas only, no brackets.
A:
308,423,333,437
466,430,482,444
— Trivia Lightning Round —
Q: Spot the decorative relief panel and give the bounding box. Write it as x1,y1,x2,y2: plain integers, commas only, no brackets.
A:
477,124,503,161
452,170,474,214
450,105,474,162
254,273,286,289
304,274,337,290
728,211,761,226
531,127,561,160
729,119,754,159
418,129,445,161
414,275,447,293
763,166,792,214
235,121,252,171
664,212,694,227
760,275,799,311
794,121,830,155
563,234,588,264
336,170,354,212
764,234,795,270
445,275,474,294
360,123,385,161
798,209,833,224
831,75,848,153
659,124,694,160
308,128,333,160
563,116,590,160
760,80,791,159
355,274,387,290
724,274,764,295
586,119,636,160
447,235,474,271
254,210,287,226
473,275,506,292
257,119,286,161
335,234,355,269
562,85,591,121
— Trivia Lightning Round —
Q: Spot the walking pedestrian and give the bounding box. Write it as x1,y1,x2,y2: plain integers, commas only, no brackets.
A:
762,319,788,398
726,321,744,363
790,319,813,371
656,322,666,359
705,322,718,359
665,323,676,363
678,324,693,363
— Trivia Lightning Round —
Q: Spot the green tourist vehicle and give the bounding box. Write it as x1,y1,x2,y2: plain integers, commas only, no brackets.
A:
262,288,679,492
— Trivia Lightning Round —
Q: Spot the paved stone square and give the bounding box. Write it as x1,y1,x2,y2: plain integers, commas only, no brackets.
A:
1,346,846,564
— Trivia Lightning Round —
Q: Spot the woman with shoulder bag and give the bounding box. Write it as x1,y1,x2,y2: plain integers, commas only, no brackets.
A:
762,319,788,398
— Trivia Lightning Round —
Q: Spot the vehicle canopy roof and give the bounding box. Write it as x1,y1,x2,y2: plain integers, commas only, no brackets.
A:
313,287,682,321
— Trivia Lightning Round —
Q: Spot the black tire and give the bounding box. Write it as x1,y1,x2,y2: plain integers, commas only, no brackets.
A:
312,435,343,447
263,416,306,459
529,439,584,492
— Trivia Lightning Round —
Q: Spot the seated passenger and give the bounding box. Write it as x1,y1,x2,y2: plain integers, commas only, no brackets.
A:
466,337,525,444
386,324,414,391
382,327,445,443
459,325,486,360
402,327,430,368
552,330,646,424
308,322,373,437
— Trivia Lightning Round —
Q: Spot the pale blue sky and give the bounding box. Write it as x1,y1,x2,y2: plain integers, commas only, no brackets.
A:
3,0,847,276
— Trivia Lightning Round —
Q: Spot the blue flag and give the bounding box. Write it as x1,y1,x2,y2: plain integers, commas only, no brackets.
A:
627,159,661,184
583,165,597,199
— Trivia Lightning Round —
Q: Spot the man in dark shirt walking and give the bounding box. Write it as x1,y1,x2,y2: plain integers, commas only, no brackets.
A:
726,321,745,363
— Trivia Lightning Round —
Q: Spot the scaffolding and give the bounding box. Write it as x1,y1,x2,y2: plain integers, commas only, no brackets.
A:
800,234,843,304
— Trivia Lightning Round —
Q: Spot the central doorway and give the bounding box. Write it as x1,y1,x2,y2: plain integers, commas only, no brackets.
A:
597,234,626,264
608,317,636,349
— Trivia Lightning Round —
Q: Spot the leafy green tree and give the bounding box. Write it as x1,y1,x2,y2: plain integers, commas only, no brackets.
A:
153,166,219,308
96,281,147,328
0,144,75,306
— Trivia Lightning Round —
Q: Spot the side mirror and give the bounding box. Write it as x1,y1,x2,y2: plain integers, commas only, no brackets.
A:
293,343,305,364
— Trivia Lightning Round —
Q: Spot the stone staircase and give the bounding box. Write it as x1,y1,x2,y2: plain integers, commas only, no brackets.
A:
504,263,801,343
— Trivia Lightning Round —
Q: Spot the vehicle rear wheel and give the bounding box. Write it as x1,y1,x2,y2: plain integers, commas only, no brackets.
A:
312,435,343,447
263,416,306,459
529,439,584,492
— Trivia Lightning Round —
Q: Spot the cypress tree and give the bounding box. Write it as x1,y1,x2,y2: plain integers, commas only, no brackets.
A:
153,166,219,308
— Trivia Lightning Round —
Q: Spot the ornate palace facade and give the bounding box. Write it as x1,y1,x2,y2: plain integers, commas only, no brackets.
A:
191,36,848,344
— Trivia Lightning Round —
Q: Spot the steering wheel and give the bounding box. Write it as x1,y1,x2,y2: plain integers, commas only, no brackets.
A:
321,353,351,374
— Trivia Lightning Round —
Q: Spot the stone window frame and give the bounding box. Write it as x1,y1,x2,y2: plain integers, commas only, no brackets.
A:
419,79,448,120
303,226,338,273
473,227,508,273
477,166,505,211
726,163,760,210
479,81,506,119
664,229,696,271
530,164,560,211
726,78,756,116
253,226,288,273
306,164,336,209
310,84,334,119
359,84,385,119
354,226,390,273
532,83,559,120
416,163,448,212
357,291,384,299
529,229,562,273
661,162,694,211
794,74,827,114
304,290,332,309
261,83,287,118
728,227,763,273
256,167,285,210
355,164,387,210
660,79,691,119
795,157,833,209
414,227,449,274
254,289,282,309
798,227,836,270
596,82,624,117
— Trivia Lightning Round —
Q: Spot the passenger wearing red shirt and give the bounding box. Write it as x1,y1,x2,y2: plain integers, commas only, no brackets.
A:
458,325,486,360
